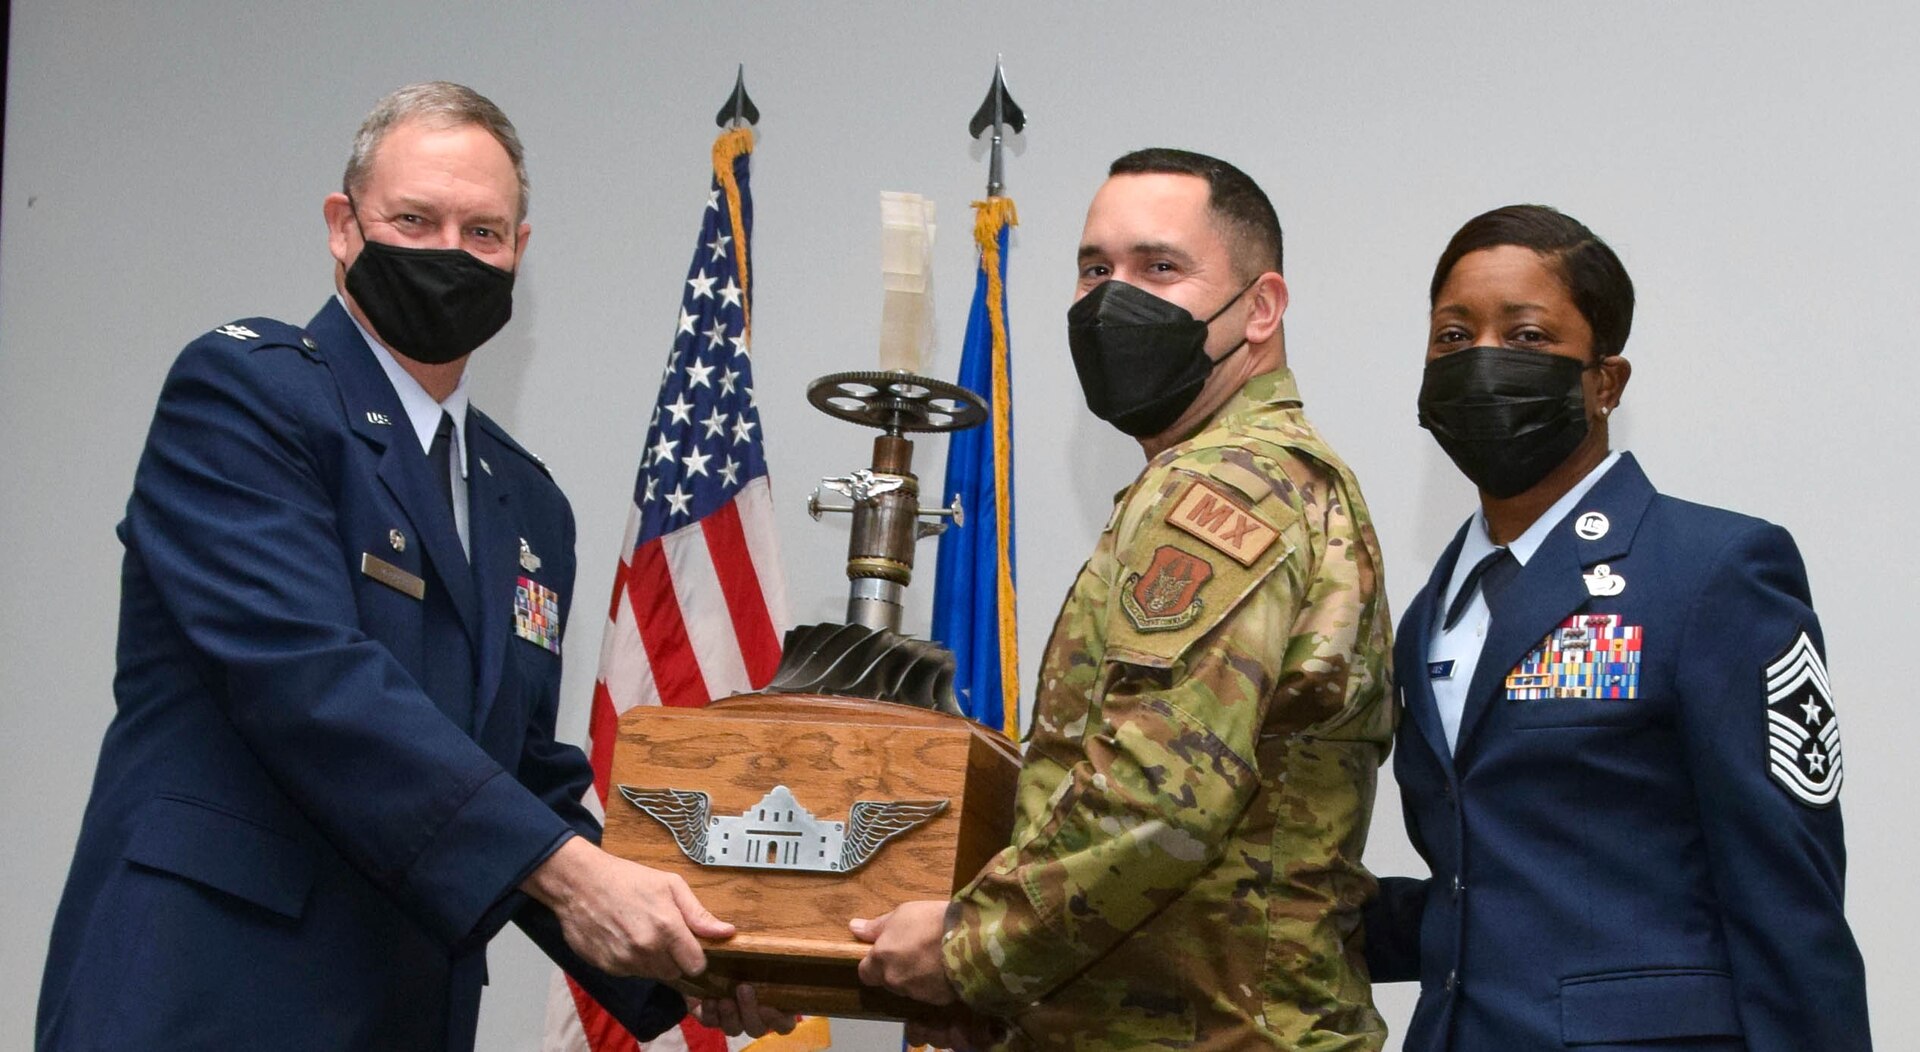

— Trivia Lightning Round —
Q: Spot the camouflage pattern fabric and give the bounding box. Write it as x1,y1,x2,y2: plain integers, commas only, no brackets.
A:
943,369,1396,1050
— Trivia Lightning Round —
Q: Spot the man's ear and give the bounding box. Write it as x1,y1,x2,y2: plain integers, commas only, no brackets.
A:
511,222,532,270
323,193,357,269
1243,272,1290,345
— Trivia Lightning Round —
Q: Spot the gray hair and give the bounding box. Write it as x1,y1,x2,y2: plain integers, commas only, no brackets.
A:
343,81,530,222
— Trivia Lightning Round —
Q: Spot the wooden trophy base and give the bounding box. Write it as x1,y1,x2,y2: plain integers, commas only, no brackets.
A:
600,694,1021,1019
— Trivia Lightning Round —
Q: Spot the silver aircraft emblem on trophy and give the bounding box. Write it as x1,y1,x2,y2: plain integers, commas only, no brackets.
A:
618,784,948,873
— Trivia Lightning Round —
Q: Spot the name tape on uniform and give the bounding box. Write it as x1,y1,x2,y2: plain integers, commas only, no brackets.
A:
360,553,425,600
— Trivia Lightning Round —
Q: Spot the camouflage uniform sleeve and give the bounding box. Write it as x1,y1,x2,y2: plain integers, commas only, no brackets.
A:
943,456,1310,1013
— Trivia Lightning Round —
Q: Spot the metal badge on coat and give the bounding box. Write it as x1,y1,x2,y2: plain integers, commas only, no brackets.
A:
1583,563,1625,597
618,784,947,873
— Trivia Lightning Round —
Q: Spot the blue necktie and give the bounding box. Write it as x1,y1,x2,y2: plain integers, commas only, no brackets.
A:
428,410,456,517
1443,548,1519,631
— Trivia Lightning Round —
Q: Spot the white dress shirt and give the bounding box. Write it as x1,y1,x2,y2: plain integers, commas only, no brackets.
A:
337,295,472,558
1427,451,1622,752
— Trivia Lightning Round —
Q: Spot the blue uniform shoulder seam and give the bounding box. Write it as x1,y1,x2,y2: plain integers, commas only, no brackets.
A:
192,317,312,354
469,408,555,481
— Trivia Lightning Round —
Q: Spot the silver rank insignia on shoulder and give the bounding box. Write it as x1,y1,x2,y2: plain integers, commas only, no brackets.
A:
1766,631,1842,807
215,324,260,341
519,538,542,573
1583,563,1625,597
365,411,391,426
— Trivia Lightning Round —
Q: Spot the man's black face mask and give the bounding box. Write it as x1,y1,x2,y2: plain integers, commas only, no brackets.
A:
344,207,516,365
1066,278,1254,438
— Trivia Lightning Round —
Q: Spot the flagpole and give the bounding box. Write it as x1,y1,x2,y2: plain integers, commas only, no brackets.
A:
975,59,1023,736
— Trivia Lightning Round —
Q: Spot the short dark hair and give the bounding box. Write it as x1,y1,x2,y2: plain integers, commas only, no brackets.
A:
1109,148,1283,279
1430,204,1635,360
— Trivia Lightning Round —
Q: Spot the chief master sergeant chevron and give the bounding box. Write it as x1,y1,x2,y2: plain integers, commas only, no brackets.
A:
853,148,1396,1050
36,82,789,1050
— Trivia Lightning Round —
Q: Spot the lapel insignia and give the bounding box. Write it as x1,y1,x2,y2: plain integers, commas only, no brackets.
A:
1574,511,1610,540
1168,480,1277,566
1120,545,1213,632
1583,563,1625,597
1765,631,1842,807
365,411,392,426
389,528,406,553
514,575,562,653
519,537,542,573
1506,613,1643,700
479,456,493,476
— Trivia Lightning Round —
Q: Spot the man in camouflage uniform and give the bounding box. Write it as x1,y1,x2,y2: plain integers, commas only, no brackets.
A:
854,149,1395,1050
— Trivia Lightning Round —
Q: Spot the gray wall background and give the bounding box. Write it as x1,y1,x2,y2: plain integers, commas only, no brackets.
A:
3,3,1914,1048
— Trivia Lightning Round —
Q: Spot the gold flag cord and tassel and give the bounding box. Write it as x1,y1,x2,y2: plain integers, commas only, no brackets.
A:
972,195,1020,738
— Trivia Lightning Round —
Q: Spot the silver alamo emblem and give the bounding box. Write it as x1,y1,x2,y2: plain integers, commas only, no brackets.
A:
618,784,947,873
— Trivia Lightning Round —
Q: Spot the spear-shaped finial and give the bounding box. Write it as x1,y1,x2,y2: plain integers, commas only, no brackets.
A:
968,56,1025,198
715,64,760,129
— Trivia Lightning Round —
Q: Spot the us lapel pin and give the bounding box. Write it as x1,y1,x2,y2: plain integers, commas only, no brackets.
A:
1575,511,1610,540
389,528,406,552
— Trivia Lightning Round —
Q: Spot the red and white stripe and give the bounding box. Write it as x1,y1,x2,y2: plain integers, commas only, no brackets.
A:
544,476,787,1052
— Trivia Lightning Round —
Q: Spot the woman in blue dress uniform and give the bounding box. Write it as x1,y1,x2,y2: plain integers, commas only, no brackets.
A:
1367,205,1870,1051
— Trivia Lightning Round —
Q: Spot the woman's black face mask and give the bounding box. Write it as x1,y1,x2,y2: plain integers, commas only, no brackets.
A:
1417,346,1593,498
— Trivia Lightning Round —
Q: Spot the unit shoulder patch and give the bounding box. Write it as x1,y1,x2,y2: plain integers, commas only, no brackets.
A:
1167,479,1278,566
1120,544,1214,632
1765,630,1841,808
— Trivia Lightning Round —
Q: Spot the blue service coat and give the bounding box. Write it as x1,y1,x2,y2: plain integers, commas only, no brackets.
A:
1367,454,1869,1050
38,300,683,1050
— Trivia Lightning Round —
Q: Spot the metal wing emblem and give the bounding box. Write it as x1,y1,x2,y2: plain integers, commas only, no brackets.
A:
617,786,711,864
838,798,949,873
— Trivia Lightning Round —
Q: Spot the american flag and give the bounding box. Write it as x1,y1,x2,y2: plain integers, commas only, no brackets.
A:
543,129,799,1052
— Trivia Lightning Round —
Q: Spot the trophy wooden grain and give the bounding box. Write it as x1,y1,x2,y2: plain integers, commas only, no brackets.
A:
601,693,1021,1019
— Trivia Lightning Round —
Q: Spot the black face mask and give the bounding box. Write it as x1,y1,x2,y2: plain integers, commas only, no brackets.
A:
344,211,516,365
1417,346,1592,499
1066,278,1255,438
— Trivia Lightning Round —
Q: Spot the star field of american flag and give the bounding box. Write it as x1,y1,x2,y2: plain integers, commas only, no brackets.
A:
550,135,791,1052
633,185,767,543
